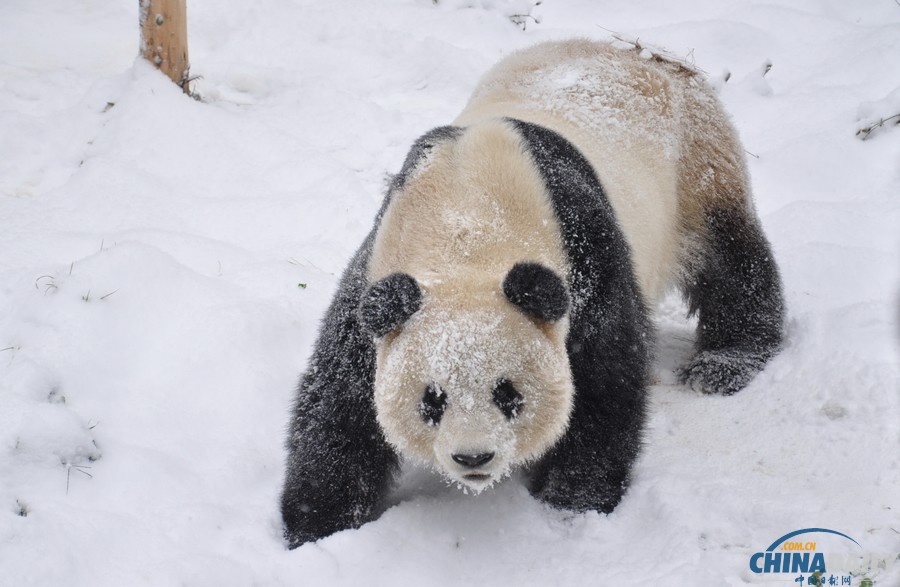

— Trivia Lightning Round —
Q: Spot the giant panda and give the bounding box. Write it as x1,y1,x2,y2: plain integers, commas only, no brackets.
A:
281,39,784,548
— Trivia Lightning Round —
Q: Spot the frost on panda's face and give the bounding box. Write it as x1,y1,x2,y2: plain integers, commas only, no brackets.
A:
373,291,574,492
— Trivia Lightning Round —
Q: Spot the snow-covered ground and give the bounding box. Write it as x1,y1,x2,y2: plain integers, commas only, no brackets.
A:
1,1,898,585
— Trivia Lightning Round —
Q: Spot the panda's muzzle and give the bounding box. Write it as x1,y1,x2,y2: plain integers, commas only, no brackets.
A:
452,452,495,468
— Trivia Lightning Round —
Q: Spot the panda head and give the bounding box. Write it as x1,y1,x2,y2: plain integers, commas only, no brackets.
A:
359,262,574,491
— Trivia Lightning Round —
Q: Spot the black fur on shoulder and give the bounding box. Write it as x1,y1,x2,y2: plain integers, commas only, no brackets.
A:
507,118,652,514
281,126,462,549
503,262,570,322
359,273,422,337
390,125,463,191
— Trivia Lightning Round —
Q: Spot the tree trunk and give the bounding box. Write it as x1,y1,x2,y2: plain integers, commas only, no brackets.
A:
139,0,190,94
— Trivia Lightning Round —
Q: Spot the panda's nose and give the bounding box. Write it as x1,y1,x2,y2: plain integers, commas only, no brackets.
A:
452,452,494,468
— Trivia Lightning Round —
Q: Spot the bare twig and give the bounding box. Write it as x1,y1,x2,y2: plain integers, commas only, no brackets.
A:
100,289,119,300
288,255,328,273
685,48,696,67
34,275,54,289
603,30,702,77
509,13,541,30
65,463,93,495
856,113,900,140
35,275,58,295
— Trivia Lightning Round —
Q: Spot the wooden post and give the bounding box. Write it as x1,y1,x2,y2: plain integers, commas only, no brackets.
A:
140,0,190,94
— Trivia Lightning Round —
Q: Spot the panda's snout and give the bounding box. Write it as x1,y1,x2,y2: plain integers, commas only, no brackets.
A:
451,452,495,468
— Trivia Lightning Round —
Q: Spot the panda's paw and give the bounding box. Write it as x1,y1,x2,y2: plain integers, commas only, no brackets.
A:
281,499,331,549
678,348,771,395
529,468,624,514
281,501,371,549
281,484,371,549
283,524,318,550
533,485,620,515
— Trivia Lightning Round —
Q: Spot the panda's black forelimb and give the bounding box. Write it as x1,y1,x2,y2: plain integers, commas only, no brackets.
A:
281,237,399,549
510,118,651,517
281,399,398,548
529,328,649,513
679,207,785,394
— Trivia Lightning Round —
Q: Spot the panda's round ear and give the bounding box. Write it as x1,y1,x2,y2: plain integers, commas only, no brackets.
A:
359,273,423,338
502,262,569,323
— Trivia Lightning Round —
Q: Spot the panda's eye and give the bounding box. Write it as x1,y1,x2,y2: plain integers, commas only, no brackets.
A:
492,379,524,420
418,383,446,426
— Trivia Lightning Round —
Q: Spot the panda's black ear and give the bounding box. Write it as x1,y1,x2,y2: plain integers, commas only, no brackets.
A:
359,273,423,337
502,262,569,323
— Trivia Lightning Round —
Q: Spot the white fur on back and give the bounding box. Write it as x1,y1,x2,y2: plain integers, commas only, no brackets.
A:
454,39,687,303
369,119,569,289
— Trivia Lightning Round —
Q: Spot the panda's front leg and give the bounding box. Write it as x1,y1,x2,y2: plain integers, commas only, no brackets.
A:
679,208,785,395
527,379,645,515
281,378,399,548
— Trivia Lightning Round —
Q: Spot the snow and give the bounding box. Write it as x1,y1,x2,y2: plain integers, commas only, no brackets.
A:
1,0,898,585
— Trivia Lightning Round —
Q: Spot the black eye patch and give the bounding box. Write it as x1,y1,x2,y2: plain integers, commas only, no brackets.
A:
418,383,447,426
492,379,524,420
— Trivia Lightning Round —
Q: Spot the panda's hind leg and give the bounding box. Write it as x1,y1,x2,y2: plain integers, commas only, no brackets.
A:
678,206,785,395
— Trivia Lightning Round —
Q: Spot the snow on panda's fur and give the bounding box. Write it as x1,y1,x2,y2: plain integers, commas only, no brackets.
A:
281,39,784,548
